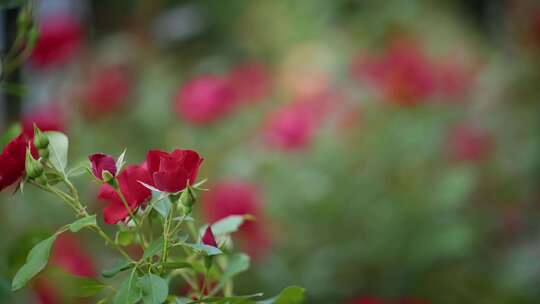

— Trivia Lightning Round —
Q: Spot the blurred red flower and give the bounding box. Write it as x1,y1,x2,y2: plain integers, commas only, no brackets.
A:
22,104,67,137
51,233,97,277
89,153,117,181
146,149,203,193
228,62,272,103
98,164,153,224
0,133,37,191
80,66,132,118
202,181,271,259
446,123,492,163
351,39,437,106
264,92,333,150
30,14,82,68
174,75,238,124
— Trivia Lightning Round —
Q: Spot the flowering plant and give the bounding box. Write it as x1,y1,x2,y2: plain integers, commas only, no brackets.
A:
2,126,304,304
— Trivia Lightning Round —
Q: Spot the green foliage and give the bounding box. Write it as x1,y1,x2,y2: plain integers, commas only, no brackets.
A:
138,274,169,304
43,131,69,174
11,235,57,291
69,215,97,232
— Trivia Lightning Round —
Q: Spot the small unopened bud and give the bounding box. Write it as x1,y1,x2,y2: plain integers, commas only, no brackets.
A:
25,148,43,179
35,175,47,186
33,125,49,149
180,187,196,208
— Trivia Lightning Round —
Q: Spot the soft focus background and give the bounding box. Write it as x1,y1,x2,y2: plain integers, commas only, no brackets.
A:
0,0,539,303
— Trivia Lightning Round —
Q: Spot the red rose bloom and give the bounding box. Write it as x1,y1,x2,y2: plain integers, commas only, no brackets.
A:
201,226,218,248
202,181,271,259
89,153,117,180
30,14,82,68
98,164,153,224
0,133,36,191
351,39,436,106
146,149,203,193
228,62,272,103
22,103,66,137
446,123,492,163
174,75,238,124
51,233,96,277
81,65,132,118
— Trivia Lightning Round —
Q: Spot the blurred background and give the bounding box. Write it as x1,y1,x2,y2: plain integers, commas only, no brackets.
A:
0,0,539,303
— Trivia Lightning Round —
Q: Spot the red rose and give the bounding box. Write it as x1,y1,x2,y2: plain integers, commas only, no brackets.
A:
89,153,117,180
0,133,36,191
446,123,492,163
202,181,271,259
98,164,152,224
81,65,132,118
51,233,96,277
201,226,218,248
351,38,436,106
30,14,82,68
22,103,67,137
146,149,203,193
173,75,238,124
228,62,272,103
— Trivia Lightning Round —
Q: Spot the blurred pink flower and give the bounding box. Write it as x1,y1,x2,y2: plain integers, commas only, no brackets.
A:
30,14,82,68
228,62,272,103
264,92,334,150
446,123,492,163
435,57,479,99
351,39,437,106
81,66,132,118
22,104,67,137
202,181,271,259
174,75,238,124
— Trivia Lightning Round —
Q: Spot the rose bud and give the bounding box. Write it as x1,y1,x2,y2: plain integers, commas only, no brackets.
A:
202,226,218,248
89,153,117,182
33,125,49,149
0,133,37,191
25,148,43,179
146,149,203,193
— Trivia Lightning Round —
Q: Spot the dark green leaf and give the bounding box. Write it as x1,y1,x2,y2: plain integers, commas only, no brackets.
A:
163,261,192,270
114,269,141,304
138,274,168,304
143,237,164,259
11,235,57,291
102,261,134,278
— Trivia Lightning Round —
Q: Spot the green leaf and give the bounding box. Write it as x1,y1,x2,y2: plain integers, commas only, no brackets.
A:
182,243,222,256
67,275,107,297
170,297,191,304
138,274,168,304
67,159,91,177
163,261,192,270
188,293,263,303
143,237,164,259
257,286,305,304
116,230,136,246
153,198,172,219
222,253,250,280
114,269,141,304
11,235,57,291
102,260,134,278
211,215,253,236
69,215,97,232
44,131,69,173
